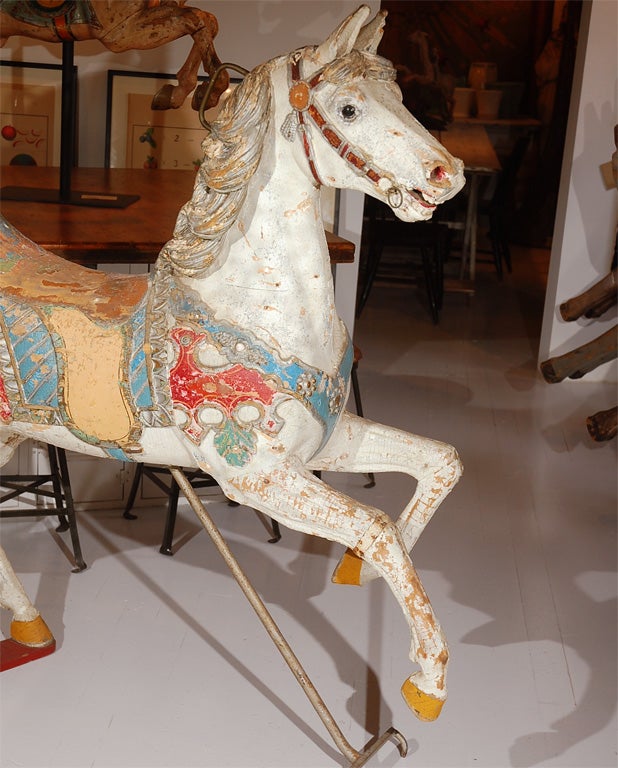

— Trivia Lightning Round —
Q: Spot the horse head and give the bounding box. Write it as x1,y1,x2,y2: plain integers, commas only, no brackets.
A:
277,5,465,222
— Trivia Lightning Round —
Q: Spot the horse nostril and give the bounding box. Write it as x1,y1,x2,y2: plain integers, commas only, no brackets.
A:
429,164,448,183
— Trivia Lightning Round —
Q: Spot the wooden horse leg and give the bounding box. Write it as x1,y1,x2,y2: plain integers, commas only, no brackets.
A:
99,6,225,110
0,432,55,668
0,545,55,671
219,459,449,721
308,412,462,586
0,430,24,468
172,468,408,765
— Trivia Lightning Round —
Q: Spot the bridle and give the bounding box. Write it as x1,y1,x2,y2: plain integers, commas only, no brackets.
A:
280,51,405,208
197,53,408,209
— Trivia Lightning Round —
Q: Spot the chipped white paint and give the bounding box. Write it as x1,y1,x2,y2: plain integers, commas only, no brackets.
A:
0,6,464,721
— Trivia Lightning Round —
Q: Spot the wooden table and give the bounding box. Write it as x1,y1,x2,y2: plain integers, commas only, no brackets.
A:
434,123,501,281
0,167,355,265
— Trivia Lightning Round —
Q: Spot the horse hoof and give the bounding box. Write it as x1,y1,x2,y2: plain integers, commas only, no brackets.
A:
401,678,444,722
10,616,54,648
151,84,174,111
331,548,363,585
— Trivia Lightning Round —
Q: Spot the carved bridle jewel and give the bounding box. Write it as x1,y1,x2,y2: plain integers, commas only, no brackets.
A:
281,52,403,207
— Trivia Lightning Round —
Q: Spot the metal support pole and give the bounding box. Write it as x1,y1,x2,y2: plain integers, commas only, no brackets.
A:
169,467,408,767
60,42,76,202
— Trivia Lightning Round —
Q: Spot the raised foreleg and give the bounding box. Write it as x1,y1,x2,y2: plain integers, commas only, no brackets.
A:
308,412,462,585
219,459,449,720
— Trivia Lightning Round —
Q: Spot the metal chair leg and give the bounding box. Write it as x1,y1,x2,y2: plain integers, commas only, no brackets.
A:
123,464,143,520
50,447,86,572
351,358,376,488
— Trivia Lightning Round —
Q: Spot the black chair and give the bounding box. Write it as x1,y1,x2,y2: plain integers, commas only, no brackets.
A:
357,196,450,323
481,134,532,278
123,465,281,553
0,445,86,571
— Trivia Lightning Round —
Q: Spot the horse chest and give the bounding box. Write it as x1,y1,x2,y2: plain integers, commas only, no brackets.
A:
166,288,354,467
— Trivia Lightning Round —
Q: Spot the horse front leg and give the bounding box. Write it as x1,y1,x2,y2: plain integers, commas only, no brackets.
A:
308,412,462,586
219,459,449,721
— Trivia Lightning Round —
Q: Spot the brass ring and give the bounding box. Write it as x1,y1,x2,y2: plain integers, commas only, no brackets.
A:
387,186,403,209
199,62,250,131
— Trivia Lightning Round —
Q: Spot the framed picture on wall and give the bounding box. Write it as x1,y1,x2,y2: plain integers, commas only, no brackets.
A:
0,61,69,167
105,70,240,170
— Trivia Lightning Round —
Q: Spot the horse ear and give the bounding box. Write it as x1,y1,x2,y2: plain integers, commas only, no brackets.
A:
313,5,372,65
355,10,387,54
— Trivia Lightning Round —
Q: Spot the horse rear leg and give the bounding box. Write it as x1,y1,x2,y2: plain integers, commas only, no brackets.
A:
0,545,54,649
100,7,226,109
308,412,462,585
220,459,449,720
0,432,55,652
0,429,24,469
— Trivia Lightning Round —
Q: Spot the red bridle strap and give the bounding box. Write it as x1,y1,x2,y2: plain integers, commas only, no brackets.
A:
287,56,386,190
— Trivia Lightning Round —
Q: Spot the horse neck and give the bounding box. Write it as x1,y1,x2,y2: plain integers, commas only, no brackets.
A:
182,129,346,373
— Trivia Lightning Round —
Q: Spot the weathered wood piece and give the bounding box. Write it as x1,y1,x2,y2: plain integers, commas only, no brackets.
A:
586,406,618,442
540,326,617,382
0,1,228,109
559,268,617,321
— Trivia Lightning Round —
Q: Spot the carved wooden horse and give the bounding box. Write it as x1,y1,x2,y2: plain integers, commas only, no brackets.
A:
0,6,465,724
0,0,228,108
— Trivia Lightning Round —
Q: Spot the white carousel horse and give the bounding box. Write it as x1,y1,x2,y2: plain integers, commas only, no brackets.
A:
0,0,228,109
0,6,465,722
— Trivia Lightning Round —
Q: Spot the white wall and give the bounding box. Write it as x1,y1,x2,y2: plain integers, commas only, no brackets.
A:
539,0,617,384
0,0,380,332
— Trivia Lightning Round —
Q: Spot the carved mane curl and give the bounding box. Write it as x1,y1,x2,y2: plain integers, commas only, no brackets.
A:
159,49,395,278
160,63,272,277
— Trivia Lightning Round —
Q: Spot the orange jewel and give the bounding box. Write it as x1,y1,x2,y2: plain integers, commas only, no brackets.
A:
289,82,311,111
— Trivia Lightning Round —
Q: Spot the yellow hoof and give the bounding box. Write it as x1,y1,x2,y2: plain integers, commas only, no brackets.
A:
10,616,54,648
401,678,444,722
331,548,363,585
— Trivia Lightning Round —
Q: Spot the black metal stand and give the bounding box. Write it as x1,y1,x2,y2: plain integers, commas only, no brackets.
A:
0,445,86,572
0,42,138,209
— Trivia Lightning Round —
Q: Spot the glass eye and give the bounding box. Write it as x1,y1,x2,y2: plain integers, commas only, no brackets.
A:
340,104,357,121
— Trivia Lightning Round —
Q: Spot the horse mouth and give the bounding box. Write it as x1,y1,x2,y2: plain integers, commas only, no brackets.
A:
408,188,437,210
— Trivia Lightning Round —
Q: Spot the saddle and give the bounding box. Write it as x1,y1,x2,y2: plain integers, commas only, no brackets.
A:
0,218,148,322
0,218,151,451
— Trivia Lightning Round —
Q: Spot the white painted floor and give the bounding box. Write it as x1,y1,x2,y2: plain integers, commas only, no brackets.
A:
1,247,616,768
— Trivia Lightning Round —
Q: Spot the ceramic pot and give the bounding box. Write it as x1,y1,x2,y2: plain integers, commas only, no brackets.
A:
468,62,497,91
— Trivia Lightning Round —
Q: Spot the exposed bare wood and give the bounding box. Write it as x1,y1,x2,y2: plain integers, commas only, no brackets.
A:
586,406,618,442
540,326,617,382
559,268,617,321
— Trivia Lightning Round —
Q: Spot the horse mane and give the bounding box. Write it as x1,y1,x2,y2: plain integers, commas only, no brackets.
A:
319,49,396,87
160,62,273,277
159,49,394,278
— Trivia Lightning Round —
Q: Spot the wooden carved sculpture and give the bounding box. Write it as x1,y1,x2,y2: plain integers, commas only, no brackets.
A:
0,0,228,109
0,6,465,725
541,126,617,442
